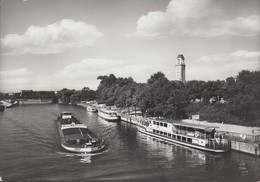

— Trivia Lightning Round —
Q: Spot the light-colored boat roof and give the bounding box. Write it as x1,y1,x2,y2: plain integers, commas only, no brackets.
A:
148,118,218,130
61,111,72,114
61,123,87,130
173,122,219,130
100,108,117,113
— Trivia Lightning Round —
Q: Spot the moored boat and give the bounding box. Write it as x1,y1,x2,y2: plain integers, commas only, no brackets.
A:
19,98,52,105
57,111,106,153
137,119,231,153
0,100,15,108
98,108,119,121
87,105,97,112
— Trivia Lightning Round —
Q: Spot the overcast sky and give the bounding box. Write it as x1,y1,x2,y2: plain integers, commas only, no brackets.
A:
0,0,259,92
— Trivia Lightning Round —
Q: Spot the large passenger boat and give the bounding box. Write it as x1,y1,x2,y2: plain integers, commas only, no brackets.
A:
137,119,231,153
57,111,106,153
98,108,119,121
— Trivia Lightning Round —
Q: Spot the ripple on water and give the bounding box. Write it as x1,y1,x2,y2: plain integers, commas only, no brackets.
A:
1,104,260,181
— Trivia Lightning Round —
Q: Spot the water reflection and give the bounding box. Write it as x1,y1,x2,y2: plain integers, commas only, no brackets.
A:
1,105,260,181
136,131,208,166
238,162,249,176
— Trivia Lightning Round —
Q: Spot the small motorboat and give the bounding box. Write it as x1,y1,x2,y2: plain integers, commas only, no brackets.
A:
87,105,97,112
98,108,119,121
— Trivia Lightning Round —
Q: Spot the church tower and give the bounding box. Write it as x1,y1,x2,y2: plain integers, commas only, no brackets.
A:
176,54,186,82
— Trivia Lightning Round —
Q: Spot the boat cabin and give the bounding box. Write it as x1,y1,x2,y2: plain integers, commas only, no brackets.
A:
101,109,117,117
172,123,218,140
61,111,72,119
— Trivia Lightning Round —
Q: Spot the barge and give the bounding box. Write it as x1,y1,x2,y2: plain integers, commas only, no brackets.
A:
57,111,106,153
137,119,231,153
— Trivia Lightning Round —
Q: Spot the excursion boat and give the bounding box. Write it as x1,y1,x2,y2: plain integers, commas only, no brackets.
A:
98,108,119,121
87,105,97,112
57,111,106,153
0,100,17,108
137,119,231,153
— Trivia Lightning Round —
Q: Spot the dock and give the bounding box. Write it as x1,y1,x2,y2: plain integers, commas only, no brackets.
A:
119,112,260,156
74,104,260,156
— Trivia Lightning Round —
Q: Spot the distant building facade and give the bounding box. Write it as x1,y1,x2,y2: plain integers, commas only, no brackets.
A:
176,54,186,82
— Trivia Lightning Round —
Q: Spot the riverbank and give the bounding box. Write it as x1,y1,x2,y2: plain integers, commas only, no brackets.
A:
76,103,260,156
182,119,260,156
119,112,260,156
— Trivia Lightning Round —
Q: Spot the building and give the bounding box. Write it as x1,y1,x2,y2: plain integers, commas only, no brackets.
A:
176,54,186,82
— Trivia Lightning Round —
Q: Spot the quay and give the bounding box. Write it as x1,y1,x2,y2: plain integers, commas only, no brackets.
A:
75,103,260,156
119,111,260,156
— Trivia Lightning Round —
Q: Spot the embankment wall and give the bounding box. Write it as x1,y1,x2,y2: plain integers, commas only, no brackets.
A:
231,140,260,156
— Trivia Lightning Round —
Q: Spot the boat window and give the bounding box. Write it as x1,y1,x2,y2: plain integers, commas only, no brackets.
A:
187,127,195,132
160,122,163,126
153,121,156,124
187,138,192,143
182,137,186,142
160,131,163,135
168,133,172,138
172,134,176,139
180,126,185,131
156,122,159,125
157,130,159,134
164,132,167,136
164,123,168,127
153,129,155,133
198,129,205,134
177,136,181,140
62,113,71,116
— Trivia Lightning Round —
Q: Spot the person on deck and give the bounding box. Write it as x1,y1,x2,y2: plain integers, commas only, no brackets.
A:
211,129,216,138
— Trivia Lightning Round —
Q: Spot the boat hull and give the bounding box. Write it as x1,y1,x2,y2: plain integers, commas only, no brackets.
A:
61,143,106,153
98,111,119,121
87,110,97,112
137,127,229,153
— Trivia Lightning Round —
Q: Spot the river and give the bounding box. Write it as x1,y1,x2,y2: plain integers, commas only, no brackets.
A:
0,104,259,181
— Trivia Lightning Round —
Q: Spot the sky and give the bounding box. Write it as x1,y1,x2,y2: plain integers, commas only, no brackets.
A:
0,0,259,92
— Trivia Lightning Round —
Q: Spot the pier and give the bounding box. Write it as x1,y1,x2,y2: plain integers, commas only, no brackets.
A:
118,111,260,156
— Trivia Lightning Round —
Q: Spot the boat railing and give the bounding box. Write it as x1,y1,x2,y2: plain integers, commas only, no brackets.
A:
173,129,221,140
172,129,231,149
61,123,87,129
173,130,206,139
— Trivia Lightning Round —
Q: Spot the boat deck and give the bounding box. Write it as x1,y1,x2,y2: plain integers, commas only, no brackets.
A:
59,116,81,125
63,127,96,140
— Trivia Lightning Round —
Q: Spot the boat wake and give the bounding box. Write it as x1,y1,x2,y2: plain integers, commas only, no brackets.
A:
57,149,109,163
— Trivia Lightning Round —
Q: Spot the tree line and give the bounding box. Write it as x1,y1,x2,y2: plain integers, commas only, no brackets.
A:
1,70,259,126
95,70,260,126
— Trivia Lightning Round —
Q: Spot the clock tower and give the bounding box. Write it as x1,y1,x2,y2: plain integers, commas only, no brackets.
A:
176,54,185,82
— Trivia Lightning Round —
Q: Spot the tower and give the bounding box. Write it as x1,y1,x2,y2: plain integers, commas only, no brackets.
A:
176,54,186,82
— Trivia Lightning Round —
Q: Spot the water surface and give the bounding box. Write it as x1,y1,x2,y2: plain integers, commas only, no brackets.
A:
0,104,259,181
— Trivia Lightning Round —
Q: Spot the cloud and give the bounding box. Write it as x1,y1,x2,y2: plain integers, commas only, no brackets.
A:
40,59,125,90
0,67,34,91
132,0,260,38
37,58,167,90
1,19,103,55
2,50,258,92
0,58,166,92
211,15,260,37
187,50,260,80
